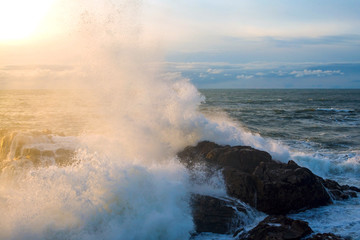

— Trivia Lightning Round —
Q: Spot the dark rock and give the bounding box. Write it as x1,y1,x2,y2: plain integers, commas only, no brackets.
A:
191,194,247,234
178,141,332,214
252,161,330,214
306,233,349,240
349,186,360,192
322,179,358,200
222,167,261,208
55,148,74,166
323,179,342,190
239,215,312,240
340,184,360,192
178,141,272,173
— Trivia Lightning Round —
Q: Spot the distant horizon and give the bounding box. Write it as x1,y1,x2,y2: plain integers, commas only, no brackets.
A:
199,88,360,90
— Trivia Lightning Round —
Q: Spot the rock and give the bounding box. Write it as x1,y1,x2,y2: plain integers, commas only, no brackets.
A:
222,167,260,208
55,148,74,166
239,215,312,240
178,141,332,214
349,186,360,192
191,194,248,234
250,161,331,214
179,141,272,173
322,179,358,200
306,233,349,240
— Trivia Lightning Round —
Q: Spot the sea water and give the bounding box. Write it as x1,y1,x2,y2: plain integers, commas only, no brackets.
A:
200,89,360,239
1,88,359,239
200,89,360,185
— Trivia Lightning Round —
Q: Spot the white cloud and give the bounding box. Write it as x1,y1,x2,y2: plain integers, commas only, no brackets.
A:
271,70,287,76
236,74,254,79
199,73,207,78
290,69,343,77
255,72,265,76
207,68,223,74
0,64,82,89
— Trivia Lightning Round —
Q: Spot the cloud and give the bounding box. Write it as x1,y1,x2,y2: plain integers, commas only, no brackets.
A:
199,73,207,78
0,64,80,89
207,68,223,74
270,70,287,76
0,65,73,71
255,72,266,76
260,35,360,48
290,69,343,77
236,74,254,79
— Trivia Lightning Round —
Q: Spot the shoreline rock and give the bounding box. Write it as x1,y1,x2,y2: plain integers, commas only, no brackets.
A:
191,194,247,234
178,141,359,238
179,141,358,215
306,233,349,240
238,215,312,240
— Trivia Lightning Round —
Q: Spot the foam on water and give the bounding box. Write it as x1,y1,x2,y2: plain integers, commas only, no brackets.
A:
1,1,359,239
316,108,355,113
1,89,358,239
0,87,290,240
0,146,194,240
0,81,277,240
0,109,276,240
290,151,360,186
290,197,360,239
197,112,291,162
0,1,202,238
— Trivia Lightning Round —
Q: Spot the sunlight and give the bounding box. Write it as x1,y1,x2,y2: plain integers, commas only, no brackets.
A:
0,0,56,41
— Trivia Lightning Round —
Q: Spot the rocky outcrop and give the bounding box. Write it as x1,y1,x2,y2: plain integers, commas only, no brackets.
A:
239,215,312,240
178,141,272,173
306,233,349,240
191,194,247,234
322,179,359,200
241,160,330,214
180,141,359,238
179,141,358,215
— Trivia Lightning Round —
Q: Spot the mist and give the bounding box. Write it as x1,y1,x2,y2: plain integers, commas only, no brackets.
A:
0,1,292,239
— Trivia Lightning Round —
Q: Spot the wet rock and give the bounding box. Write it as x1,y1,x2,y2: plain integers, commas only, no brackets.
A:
191,194,247,234
306,233,349,240
250,161,331,214
178,141,272,173
178,141,335,214
322,179,358,200
239,215,312,240
55,148,74,166
349,186,360,192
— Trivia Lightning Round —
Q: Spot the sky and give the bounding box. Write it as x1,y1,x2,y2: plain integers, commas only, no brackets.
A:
1,0,360,88
147,0,360,62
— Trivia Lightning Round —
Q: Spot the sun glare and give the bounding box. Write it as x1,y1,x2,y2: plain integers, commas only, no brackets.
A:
0,0,55,41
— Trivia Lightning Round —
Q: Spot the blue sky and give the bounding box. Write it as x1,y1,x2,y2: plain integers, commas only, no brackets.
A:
147,0,360,62
145,0,360,88
1,0,360,88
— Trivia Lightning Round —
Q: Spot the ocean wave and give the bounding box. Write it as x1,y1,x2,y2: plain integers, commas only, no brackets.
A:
316,108,355,113
290,197,360,239
0,147,194,240
0,131,78,173
291,151,360,186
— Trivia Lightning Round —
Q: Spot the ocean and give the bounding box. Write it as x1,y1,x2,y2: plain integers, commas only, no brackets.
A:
200,89,360,185
0,88,359,239
200,89,360,239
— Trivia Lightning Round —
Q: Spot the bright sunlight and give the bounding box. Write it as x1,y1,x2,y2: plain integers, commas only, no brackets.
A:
0,0,55,41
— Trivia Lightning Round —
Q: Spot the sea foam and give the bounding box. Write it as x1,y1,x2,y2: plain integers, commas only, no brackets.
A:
0,1,298,239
